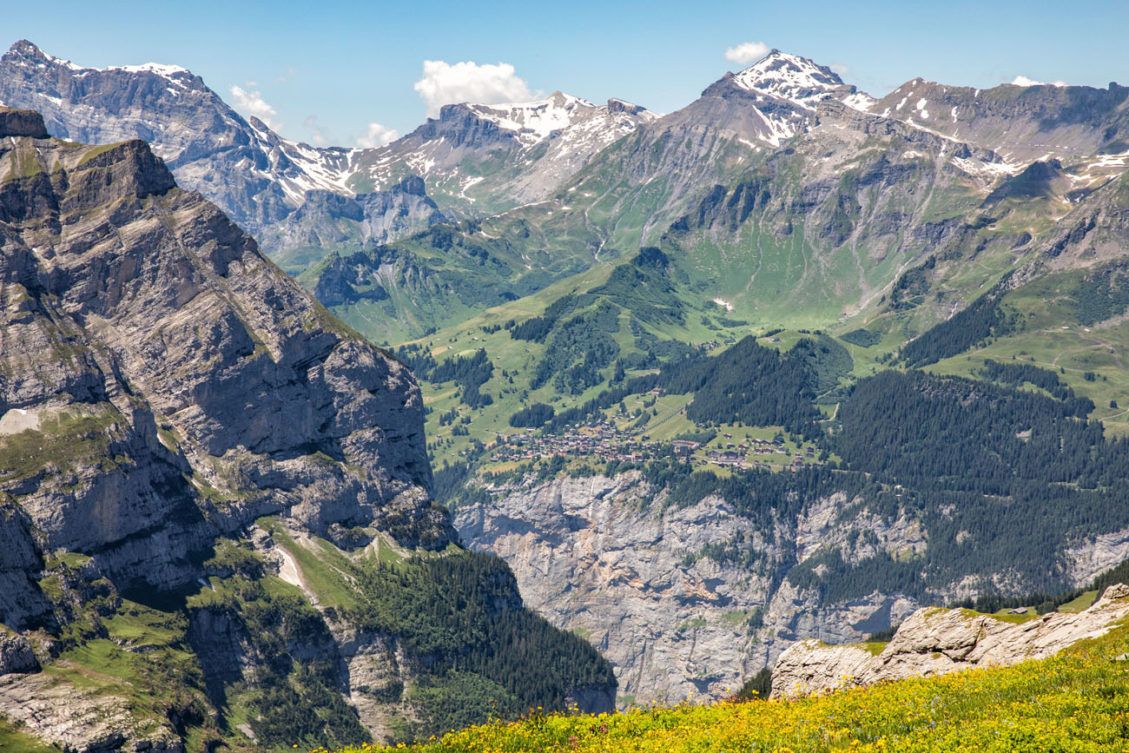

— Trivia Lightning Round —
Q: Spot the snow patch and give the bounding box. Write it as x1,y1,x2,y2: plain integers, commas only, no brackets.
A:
951,156,1021,177
470,92,596,143
116,62,192,77
842,91,876,112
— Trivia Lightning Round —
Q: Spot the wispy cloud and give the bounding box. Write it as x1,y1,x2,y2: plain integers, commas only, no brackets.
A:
413,59,533,117
1011,75,1068,87
356,121,400,148
230,84,279,129
724,41,770,66
302,114,331,146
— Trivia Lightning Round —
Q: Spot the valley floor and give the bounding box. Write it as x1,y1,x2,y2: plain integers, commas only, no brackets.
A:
323,621,1129,753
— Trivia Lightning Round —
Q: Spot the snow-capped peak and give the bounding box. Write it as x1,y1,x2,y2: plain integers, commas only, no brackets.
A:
468,91,604,143
4,40,195,87
5,40,83,71
732,50,873,112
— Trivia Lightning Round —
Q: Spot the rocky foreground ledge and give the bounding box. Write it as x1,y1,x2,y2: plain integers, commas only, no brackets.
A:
771,583,1129,697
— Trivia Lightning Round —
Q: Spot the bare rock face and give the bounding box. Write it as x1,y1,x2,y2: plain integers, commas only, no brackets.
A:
455,472,927,705
0,502,49,627
459,472,766,704
0,125,449,571
0,633,38,675
0,670,183,753
771,584,1129,698
0,106,49,138
0,114,452,750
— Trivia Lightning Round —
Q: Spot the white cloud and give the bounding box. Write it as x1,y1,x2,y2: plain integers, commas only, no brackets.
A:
830,63,849,76
357,121,400,148
413,59,533,117
230,85,279,129
1011,75,1068,87
724,41,770,66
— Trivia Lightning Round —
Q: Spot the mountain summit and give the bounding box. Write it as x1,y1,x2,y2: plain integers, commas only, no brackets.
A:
731,49,873,111
465,91,655,146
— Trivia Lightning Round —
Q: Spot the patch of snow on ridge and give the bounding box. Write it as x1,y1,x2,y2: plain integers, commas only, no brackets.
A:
842,91,876,112
469,92,597,143
21,46,192,82
951,155,1021,178
116,62,192,77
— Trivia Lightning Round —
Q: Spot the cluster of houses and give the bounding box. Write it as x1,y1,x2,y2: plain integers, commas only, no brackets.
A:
490,421,665,465
489,421,818,472
674,434,815,471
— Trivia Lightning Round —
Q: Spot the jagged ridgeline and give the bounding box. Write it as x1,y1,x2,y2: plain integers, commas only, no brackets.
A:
0,108,614,752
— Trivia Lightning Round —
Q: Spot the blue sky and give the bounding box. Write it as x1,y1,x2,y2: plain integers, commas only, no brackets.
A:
4,0,1127,147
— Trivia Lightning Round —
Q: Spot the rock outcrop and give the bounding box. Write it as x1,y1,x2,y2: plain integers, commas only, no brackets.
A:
0,106,48,138
0,633,37,675
0,670,184,753
0,111,449,568
771,584,1129,698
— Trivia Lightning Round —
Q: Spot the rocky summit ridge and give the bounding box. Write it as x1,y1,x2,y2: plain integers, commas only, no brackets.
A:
771,584,1129,698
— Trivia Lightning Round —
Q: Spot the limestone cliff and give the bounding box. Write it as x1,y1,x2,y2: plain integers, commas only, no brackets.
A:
0,109,612,751
455,472,926,705
0,106,449,581
770,584,1129,698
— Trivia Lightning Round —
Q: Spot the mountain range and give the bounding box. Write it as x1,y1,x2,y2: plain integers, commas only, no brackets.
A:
2,36,1129,751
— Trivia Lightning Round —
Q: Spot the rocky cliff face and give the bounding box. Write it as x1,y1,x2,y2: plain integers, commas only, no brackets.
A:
456,460,1129,707
0,109,617,751
455,472,927,705
874,78,1129,164
0,107,447,568
771,584,1129,698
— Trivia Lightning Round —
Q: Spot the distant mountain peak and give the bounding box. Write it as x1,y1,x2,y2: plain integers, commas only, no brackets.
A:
731,50,873,112
466,91,653,144
5,39,193,80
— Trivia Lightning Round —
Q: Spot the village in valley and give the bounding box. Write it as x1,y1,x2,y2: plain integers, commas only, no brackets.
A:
486,413,820,473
